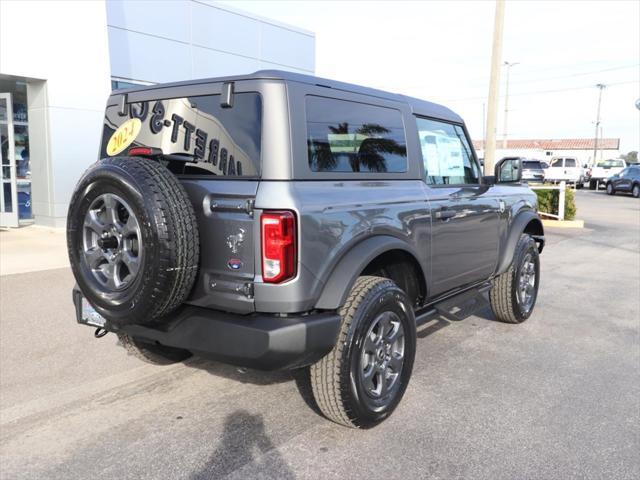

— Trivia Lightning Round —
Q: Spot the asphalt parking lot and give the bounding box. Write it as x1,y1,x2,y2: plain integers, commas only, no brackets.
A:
1,190,638,480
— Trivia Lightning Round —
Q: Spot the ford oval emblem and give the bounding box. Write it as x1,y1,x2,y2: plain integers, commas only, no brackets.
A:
227,258,243,270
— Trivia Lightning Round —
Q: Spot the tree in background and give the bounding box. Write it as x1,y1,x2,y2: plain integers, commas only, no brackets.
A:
621,151,638,164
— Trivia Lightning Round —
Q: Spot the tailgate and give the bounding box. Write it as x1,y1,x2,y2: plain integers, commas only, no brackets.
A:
181,179,258,314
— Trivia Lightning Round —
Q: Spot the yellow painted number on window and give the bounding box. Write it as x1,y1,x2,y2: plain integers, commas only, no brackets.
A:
106,118,142,156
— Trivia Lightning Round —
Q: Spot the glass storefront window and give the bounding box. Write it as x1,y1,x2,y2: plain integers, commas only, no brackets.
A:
0,79,28,123
111,78,153,91
0,78,32,223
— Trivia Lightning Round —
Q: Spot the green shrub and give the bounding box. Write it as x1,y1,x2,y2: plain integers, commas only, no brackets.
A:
534,187,576,220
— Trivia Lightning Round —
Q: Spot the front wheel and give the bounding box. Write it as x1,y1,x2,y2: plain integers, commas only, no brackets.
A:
606,183,615,195
490,234,540,324
632,184,639,198
310,276,416,428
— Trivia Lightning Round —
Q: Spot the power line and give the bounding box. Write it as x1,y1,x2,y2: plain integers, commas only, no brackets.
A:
402,62,639,90
506,64,639,85
443,80,637,103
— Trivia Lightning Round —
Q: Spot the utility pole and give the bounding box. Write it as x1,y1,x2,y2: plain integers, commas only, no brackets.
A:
482,103,486,153
599,125,604,162
592,84,605,166
502,61,519,149
484,0,505,175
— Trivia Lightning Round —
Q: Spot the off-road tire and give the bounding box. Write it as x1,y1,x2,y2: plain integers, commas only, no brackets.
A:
490,234,540,324
117,333,192,365
67,157,199,326
310,276,416,428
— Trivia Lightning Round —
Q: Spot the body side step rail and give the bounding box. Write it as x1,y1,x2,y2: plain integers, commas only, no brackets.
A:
415,281,492,326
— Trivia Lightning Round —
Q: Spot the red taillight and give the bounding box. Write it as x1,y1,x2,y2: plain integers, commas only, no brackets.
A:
261,211,296,283
128,147,153,156
128,146,162,157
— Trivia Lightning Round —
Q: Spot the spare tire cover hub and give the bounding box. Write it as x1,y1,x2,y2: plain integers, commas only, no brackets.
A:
82,193,142,291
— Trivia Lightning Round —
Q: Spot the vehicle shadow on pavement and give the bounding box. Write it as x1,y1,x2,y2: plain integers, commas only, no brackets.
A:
471,306,498,322
416,316,451,338
185,357,293,385
188,409,296,480
184,358,322,416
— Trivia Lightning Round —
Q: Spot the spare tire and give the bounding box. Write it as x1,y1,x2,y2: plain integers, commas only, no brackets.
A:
67,157,199,326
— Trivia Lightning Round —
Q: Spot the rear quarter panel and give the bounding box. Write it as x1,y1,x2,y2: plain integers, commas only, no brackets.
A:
253,180,430,313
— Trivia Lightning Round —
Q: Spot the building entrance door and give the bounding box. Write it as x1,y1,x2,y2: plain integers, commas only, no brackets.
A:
1,93,19,228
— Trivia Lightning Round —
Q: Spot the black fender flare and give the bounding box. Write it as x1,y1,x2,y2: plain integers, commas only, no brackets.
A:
495,211,544,276
315,235,424,310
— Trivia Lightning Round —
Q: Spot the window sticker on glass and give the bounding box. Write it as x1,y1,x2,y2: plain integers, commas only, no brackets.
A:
416,118,478,185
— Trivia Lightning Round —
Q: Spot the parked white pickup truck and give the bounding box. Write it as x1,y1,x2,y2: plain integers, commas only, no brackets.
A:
544,157,585,187
587,159,627,190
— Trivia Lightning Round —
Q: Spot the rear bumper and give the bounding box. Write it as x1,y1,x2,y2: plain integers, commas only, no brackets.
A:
73,289,341,371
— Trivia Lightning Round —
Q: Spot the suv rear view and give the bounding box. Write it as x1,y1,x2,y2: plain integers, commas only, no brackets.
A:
68,71,543,428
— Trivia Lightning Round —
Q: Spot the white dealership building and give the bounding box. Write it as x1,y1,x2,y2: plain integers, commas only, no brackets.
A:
0,0,315,228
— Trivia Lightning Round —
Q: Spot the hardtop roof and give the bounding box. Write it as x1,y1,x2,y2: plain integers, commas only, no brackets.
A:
114,70,463,124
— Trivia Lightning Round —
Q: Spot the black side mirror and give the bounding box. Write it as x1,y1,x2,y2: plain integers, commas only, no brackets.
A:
482,175,496,185
495,157,522,183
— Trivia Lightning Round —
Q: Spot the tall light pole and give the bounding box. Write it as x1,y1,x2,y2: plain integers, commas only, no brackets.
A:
592,84,606,166
484,0,506,175
599,125,604,162
502,61,519,149
482,102,486,153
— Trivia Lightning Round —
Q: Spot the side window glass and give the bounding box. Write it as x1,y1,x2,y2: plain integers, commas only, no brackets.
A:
416,117,479,185
565,158,576,167
306,96,407,173
551,158,563,167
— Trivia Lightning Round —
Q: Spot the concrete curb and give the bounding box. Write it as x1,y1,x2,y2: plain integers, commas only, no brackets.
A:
541,219,585,228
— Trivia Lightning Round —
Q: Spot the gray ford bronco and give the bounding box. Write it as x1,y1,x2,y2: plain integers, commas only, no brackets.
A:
68,70,544,428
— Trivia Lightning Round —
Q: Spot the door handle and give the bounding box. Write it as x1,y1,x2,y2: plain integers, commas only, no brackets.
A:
435,210,456,221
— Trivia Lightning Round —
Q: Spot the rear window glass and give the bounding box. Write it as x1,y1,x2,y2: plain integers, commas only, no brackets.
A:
523,161,543,169
306,96,407,173
101,92,262,176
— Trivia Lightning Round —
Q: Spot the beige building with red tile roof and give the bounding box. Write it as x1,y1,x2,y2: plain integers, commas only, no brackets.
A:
473,138,620,166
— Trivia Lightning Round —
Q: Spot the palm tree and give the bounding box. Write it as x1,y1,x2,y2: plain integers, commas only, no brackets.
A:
309,122,406,172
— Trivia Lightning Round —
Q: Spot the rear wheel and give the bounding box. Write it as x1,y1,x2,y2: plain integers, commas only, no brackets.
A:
490,235,540,324
310,276,416,428
589,180,597,190
606,183,615,195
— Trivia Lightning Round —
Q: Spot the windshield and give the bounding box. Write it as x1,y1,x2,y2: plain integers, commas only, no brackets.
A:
596,159,624,168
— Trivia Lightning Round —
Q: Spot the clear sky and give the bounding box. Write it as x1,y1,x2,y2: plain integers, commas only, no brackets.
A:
220,0,640,153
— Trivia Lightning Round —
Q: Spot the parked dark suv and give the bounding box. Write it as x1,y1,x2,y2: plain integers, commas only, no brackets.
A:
606,165,640,197
67,71,544,428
